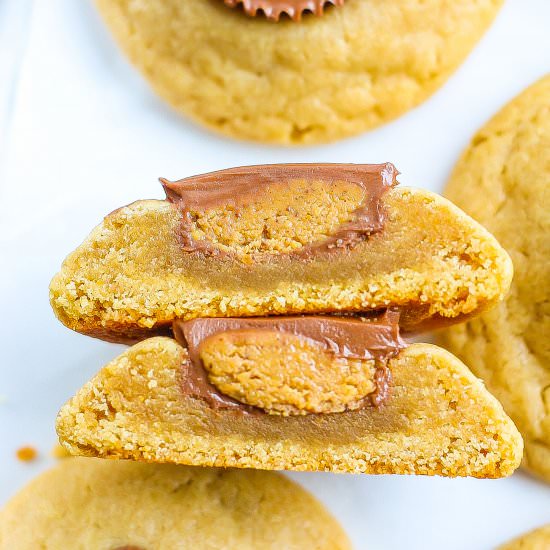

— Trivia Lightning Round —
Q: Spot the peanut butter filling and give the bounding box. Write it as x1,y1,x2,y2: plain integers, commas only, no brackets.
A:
172,311,405,415
200,330,378,415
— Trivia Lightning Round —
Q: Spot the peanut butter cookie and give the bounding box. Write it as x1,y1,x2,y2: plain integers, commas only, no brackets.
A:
55,335,522,477
95,0,503,144
438,75,550,481
0,458,349,549
49,164,512,343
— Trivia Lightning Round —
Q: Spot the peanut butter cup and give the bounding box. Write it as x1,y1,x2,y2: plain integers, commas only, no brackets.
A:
223,0,344,21
172,311,404,414
160,163,396,258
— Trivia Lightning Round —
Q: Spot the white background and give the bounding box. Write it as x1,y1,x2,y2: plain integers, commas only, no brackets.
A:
1,1,549,548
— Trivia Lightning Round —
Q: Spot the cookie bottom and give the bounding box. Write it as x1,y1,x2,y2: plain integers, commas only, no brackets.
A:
56,338,522,477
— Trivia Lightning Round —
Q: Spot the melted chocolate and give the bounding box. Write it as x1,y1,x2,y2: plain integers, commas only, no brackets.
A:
172,311,405,412
223,0,344,21
161,163,398,257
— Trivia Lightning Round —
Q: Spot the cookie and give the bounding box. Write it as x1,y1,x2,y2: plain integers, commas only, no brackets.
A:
438,75,550,480
56,335,522,477
95,0,503,144
49,163,512,343
498,525,550,550
0,458,349,549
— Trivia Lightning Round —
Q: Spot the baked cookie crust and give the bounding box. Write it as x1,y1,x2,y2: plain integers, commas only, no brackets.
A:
498,525,550,550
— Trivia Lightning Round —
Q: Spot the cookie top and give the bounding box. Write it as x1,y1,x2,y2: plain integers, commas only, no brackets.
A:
498,525,550,550
0,458,350,550
95,0,503,144
439,75,550,479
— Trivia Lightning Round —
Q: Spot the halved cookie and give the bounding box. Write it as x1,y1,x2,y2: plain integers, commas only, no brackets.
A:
56,333,522,477
49,164,512,342
0,457,350,549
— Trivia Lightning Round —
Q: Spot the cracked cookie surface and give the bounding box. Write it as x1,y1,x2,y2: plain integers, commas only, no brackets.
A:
438,75,550,481
95,0,502,144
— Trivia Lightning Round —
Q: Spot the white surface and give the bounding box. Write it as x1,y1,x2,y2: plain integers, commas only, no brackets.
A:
1,1,549,548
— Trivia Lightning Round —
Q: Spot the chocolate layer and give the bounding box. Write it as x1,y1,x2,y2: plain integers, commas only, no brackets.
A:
223,0,344,21
161,163,398,257
172,311,405,412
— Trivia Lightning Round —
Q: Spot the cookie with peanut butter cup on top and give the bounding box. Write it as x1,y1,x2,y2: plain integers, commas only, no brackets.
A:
52,163,522,477
95,0,503,143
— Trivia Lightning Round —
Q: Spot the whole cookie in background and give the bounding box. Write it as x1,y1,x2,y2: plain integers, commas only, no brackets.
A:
438,75,550,480
0,458,350,549
498,525,550,550
95,0,503,144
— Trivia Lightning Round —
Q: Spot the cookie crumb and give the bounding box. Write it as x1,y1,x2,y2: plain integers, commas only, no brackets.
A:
51,444,71,459
16,446,37,462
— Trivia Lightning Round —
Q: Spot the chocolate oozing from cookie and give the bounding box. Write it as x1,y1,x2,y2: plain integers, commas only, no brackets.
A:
222,0,344,21
172,310,405,414
161,163,398,259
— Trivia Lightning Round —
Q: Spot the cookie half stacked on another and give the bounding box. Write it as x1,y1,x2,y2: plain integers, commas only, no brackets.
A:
51,163,523,477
